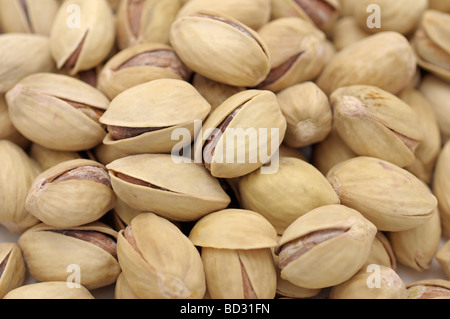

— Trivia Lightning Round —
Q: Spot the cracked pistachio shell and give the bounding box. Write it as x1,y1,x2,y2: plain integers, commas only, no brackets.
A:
25,159,117,228
353,0,428,35
107,154,230,222
436,240,450,280
430,0,450,13
0,140,40,233
433,140,450,236
117,213,206,299
412,10,450,82
330,85,423,168
116,0,181,49
115,273,140,299
176,0,270,30
193,90,287,179
50,0,115,75
3,281,94,299
98,43,192,100
406,279,450,299
330,265,407,299
399,89,441,184
0,0,59,35
277,82,332,148
420,75,450,143
239,157,340,235
100,79,210,155
276,204,377,289
18,221,120,290
29,143,83,171
6,73,110,151
332,17,370,51
270,0,340,33
170,11,271,87
327,157,437,232
0,94,29,148
317,32,417,96
388,208,441,272
0,34,55,94
366,232,396,270
256,17,328,93
0,243,26,298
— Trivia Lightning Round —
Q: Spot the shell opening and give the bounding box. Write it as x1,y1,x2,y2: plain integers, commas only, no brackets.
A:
0,250,11,279
257,52,303,88
61,98,105,126
64,31,87,70
294,0,337,30
51,165,112,187
18,0,33,32
107,125,171,141
238,251,258,299
127,0,145,38
114,171,178,194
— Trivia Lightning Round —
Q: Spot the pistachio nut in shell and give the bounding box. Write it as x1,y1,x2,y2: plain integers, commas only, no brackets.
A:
330,85,423,168
107,154,230,222
406,280,450,299
0,243,26,298
317,32,417,96
353,0,428,35
50,0,115,75
256,17,327,93
170,11,271,87
25,159,117,228
270,0,340,33
366,232,397,270
3,282,94,299
275,204,377,289
332,17,370,51
100,79,210,155
98,43,192,100
0,0,60,35
116,0,181,49
329,265,407,299
276,81,332,148
189,209,278,299
117,213,206,299
0,33,55,94
18,221,120,290
433,140,450,237
0,140,40,233
436,240,450,280
239,157,340,235
193,90,287,179
0,94,29,148
327,156,437,232
388,208,441,272
176,0,271,30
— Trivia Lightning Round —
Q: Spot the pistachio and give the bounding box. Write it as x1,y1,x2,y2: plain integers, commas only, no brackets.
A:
0,243,26,299
433,140,450,237
50,0,116,75
117,213,206,299
189,209,278,299
3,282,94,299
100,79,210,155
406,280,450,299
366,232,397,270
332,17,370,51
317,32,417,96
275,204,377,289
98,43,192,100
29,143,83,172
170,11,271,87
18,221,120,290
116,0,181,49
436,240,450,280
327,156,437,232
330,85,423,168
25,159,117,228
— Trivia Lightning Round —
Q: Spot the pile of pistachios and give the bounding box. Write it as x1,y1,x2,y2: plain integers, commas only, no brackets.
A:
0,0,450,300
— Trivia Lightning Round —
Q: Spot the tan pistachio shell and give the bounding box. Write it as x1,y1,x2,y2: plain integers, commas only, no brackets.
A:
117,213,206,299
189,209,278,250
0,33,55,93
0,140,40,233
116,0,181,49
25,159,117,228
329,265,407,299
107,154,230,222
0,243,26,299
170,11,271,87
6,72,110,151
317,32,417,96
406,279,450,299
0,0,60,35
98,43,192,100
276,204,377,289
93,143,132,166
332,17,370,51
50,0,116,75
327,156,437,232
238,157,340,235
193,89,287,179
433,140,450,237
330,85,423,168
0,94,29,148
115,273,140,299
3,281,95,299
18,221,120,290
100,79,211,155
436,240,450,280
29,143,83,171
366,232,397,270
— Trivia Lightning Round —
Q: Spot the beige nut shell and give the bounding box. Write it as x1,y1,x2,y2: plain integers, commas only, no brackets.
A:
3,281,94,299
0,243,26,299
